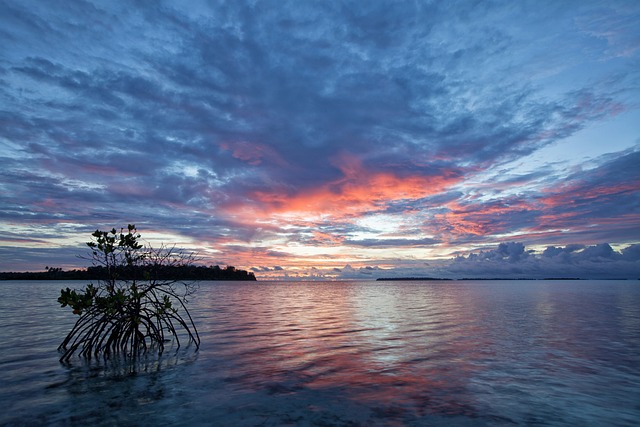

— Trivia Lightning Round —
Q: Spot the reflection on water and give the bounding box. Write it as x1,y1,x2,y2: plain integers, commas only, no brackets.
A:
1,280,639,425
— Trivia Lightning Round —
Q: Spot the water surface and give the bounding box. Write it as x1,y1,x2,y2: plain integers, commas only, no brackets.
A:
1,280,639,425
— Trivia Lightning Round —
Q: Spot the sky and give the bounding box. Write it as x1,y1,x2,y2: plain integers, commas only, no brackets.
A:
1,0,639,280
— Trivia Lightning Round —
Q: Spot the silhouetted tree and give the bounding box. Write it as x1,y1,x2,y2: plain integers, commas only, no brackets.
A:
57,225,200,362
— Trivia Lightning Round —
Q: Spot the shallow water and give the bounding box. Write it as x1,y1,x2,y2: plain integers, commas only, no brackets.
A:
1,280,639,426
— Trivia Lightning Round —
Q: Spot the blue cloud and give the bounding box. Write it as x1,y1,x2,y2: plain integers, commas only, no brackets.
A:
450,242,640,279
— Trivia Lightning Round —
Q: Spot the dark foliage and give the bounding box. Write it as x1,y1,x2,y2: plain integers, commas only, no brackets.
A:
56,225,206,362
0,264,256,281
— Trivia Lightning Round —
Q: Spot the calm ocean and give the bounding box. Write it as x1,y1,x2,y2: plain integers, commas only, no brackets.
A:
1,280,639,426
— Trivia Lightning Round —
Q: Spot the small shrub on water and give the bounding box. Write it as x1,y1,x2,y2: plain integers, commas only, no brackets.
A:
58,225,200,362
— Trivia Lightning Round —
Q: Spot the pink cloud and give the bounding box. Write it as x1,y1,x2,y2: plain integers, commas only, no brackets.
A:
434,199,537,239
248,153,463,218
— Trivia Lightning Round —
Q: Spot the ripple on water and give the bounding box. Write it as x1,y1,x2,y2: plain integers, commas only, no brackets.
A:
1,280,640,426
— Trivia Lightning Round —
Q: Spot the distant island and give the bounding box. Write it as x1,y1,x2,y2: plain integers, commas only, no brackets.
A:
459,277,583,281
378,277,585,281
377,277,452,281
0,265,256,281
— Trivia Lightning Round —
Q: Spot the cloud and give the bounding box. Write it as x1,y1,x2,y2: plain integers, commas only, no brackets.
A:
332,264,388,279
0,246,91,272
343,238,440,248
449,242,640,279
576,3,640,59
243,154,464,220
542,244,585,261
531,149,640,241
0,1,639,274
422,147,640,248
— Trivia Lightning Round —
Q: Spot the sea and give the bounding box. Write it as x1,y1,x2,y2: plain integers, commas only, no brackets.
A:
1,279,639,426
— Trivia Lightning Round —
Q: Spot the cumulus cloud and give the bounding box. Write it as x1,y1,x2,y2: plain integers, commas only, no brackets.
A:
332,264,388,280
449,243,640,279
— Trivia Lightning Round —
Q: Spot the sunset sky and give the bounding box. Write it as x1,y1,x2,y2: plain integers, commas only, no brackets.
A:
1,0,639,279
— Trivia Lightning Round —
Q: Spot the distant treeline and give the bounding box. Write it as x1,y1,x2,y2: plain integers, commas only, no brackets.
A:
0,265,256,281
